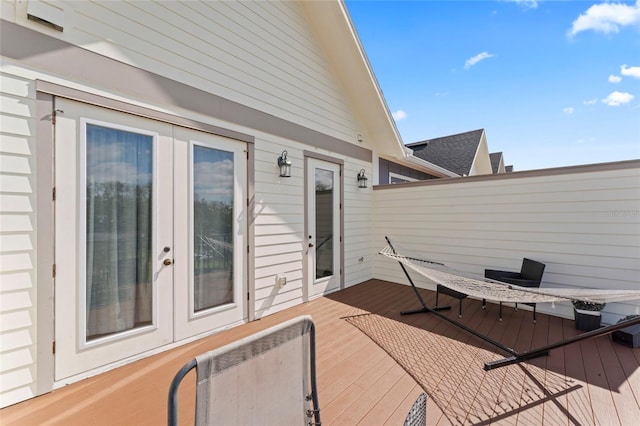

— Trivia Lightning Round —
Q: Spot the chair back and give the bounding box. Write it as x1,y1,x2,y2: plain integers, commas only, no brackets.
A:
520,258,545,283
168,316,320,426
403,393,427,426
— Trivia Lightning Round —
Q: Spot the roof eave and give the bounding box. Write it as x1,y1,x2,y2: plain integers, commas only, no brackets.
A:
402,147,460,178
302,0,407,159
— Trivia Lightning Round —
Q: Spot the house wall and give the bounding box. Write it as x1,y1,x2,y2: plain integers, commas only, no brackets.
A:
378,158,438,184
373,161,640,325
17,0,361,143
0,0,376,407
468,132,493,176
0,70,40,409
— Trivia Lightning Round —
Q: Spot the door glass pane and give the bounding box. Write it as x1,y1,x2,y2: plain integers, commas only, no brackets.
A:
85,124,153,341
193,146,234,312
315,168,334,279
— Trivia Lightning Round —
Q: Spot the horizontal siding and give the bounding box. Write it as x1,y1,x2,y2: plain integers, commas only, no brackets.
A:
1,0,376,406
251,131,373,317
40,0,360,143
343,161,374,287
0,71,37,408
373,166,640,324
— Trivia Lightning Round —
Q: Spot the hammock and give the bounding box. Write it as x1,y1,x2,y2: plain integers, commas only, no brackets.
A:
380,237,640,370
379,243,640,305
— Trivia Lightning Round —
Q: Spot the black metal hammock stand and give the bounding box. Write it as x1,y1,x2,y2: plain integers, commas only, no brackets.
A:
382,236,640,370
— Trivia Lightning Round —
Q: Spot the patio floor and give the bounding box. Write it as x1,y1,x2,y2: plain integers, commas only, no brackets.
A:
2,279,639,425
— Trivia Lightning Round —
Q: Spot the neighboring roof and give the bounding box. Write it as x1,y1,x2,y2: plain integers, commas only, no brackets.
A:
406,129,485,176
489,152,504,174
505,165,514,172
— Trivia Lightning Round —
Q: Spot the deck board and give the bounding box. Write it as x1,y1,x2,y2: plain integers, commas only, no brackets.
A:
1,279,639,425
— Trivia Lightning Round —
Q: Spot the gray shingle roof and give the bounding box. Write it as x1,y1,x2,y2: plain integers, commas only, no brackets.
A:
489,152,503,174
406,129,484,176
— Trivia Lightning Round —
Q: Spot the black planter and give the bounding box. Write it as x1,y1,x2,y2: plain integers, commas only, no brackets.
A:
574,308,601,332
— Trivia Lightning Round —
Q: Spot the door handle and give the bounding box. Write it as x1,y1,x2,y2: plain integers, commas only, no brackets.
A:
163,258,173,266
309,243,314,247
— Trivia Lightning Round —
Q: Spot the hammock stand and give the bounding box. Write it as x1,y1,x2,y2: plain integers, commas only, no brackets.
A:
383,236,640,370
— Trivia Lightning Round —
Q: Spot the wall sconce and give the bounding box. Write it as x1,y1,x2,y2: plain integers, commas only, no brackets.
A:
277,150,292,177
357,169,368,188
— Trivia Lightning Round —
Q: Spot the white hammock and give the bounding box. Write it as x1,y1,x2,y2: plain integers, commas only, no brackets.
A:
379,244,640,305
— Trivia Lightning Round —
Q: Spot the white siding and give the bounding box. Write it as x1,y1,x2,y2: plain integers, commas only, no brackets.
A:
373,166,640,325
343,162,375,287
0,72,37,407
1,0,377,405
10,0,360,143
251,134,373,318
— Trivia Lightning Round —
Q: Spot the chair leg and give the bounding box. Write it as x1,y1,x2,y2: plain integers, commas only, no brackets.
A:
499,302,503,321
515,303,518,311
482,298,486,310
458,299,463,318
435,288,440,308
533,305,537,324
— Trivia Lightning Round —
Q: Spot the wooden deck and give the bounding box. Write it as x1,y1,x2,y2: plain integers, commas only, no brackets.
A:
2,279,639,425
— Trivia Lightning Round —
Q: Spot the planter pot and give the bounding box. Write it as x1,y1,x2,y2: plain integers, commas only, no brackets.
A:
574,308,602,332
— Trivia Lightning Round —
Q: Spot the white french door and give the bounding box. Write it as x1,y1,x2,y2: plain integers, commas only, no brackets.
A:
54,99,246,380
173,127,246,340
306,158,341,299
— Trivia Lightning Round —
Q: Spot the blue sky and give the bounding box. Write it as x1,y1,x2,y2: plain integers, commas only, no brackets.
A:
345,0,640,171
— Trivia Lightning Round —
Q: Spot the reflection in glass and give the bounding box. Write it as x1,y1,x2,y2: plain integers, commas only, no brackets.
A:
193,146,234,312
315,168,334,279
85,124,153,341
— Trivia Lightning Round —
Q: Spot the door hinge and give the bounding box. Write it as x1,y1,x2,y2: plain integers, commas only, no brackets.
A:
52,108,63,125
247,292,250,301
52,187,56,201
247,245,250,254
52,341,56,354
246,151,249,160
52,263,56,278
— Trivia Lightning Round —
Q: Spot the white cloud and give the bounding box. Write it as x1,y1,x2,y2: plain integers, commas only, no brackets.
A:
464,52,495,69
609,74,622,83
562,107,575,115
194,159,234,202
504,0,538,8
392,110,407,121
602,91,634,106
583,99,598,105
621,64,640,79
568,1,640,37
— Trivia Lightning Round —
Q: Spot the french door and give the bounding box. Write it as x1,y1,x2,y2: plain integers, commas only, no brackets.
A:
54,99,246,380
306,158,342,299
172,127,246,341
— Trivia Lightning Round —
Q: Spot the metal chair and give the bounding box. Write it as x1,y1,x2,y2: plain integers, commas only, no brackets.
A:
167,316,321,426
484,258,546,322
435,284,468,318
403,393,427,426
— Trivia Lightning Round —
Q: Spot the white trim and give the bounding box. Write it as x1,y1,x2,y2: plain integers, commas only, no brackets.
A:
403,147,460,178
389,172,419,183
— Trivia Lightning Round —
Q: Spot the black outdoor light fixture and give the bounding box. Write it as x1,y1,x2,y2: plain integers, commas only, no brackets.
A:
357,169,368,188
277,150,292,177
